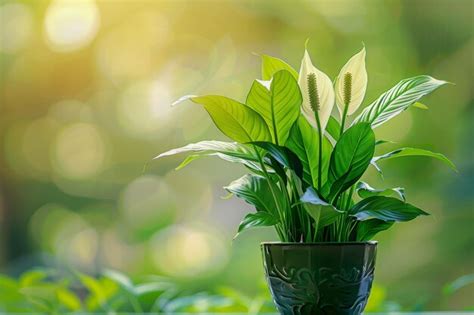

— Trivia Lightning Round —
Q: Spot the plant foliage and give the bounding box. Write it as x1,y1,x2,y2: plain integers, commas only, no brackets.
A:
156,46,454,242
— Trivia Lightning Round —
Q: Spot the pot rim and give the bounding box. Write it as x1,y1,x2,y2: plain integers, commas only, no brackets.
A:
261,241,377,246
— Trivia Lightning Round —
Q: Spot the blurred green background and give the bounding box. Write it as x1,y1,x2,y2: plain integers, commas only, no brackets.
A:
0,0,473,311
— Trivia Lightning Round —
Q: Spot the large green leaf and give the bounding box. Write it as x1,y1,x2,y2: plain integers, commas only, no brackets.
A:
325,123,375,200
224,174,281,214
353,75,447,128
356,219,393,241
236,212,279,237
250,141,303,179
154,141,260,170
372,147,457,171
261,54,298,80
356,181,405,201
286,116,332,187
351,196,429,222
246,70,302,145
174,95,271,143
300,187,343,228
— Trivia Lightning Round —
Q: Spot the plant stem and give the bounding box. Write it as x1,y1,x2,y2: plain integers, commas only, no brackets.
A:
339,102,349,136
271,103,279,146
307,73,323,192
252,145,286,241
314,113,323,192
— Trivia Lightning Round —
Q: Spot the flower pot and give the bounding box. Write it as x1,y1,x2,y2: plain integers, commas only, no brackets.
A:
261,241,377,315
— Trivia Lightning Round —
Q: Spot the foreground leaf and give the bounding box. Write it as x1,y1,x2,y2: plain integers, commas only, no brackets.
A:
286,116,332,187
300,187,343,228
372,147,457,171
326,116,341,141
351,196,429,221
261,54,298,80
353,75,447,128
155,141,260,170
174,95,271,143
356,181,406,201
325,123,375,200
246,70,301,145
251,141,303,179
356,219,393,241
56,288,82,311
224,174,280,214
236,212,279,238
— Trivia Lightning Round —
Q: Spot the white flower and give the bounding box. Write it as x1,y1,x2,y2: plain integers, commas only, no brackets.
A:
298,50,335,132
335,47,368,117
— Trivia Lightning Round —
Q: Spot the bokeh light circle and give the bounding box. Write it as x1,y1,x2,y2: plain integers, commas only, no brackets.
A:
22,117,59,178
120,175,176,229
44,0,100,52
150,224,228,278
52,122,106,180
29,203,98,269
116,80,173,138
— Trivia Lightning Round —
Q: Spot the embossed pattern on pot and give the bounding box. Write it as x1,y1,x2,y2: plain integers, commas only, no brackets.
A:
262,242,377,315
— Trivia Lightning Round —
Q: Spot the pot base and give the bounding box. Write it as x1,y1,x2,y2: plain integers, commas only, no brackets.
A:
261,242,377,315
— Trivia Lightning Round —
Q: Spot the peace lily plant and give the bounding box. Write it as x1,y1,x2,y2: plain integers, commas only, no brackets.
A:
157,46,454,243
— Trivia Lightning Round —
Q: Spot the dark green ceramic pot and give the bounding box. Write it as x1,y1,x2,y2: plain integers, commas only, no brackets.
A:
261,242,377,315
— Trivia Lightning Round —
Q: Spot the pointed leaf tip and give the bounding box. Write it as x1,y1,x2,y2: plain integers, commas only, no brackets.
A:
304,38,310,49
171,94,197,107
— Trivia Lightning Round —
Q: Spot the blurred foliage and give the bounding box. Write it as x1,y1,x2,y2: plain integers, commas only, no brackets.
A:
0,0,473,311
0,267,275,313
1,267,473,313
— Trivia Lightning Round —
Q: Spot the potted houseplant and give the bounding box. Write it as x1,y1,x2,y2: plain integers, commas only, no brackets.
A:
155,45,455,315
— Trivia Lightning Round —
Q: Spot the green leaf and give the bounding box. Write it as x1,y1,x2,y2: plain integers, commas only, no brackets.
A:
246,70,301,145
326,116,341,141
443,274,474,296
413,102,429,110
375,139,394,146
356,219,394,241
155,141,261,170
236,212,279,237
356,181,406,201
261,54,298,80
19,269,48,287
77,273,118,311
224,174,280,214
103,269,134,293
351,196,429,222
372,147,457,171
300,187,343,228
57,288,82,311
174,95,271,143
250,141,303,179
103,269,143,313
286,116,332,187
325,123,375,200
353,75,447,128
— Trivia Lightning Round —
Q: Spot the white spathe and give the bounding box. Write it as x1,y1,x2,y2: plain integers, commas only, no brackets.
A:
298,50,335,132
335,47,368,116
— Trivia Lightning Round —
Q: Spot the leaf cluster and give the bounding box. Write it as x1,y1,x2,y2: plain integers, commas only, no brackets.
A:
156,46,455,242
0,268,275,314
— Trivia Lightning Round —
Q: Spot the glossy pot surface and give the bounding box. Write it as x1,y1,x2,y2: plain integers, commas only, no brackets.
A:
261,242,377,315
